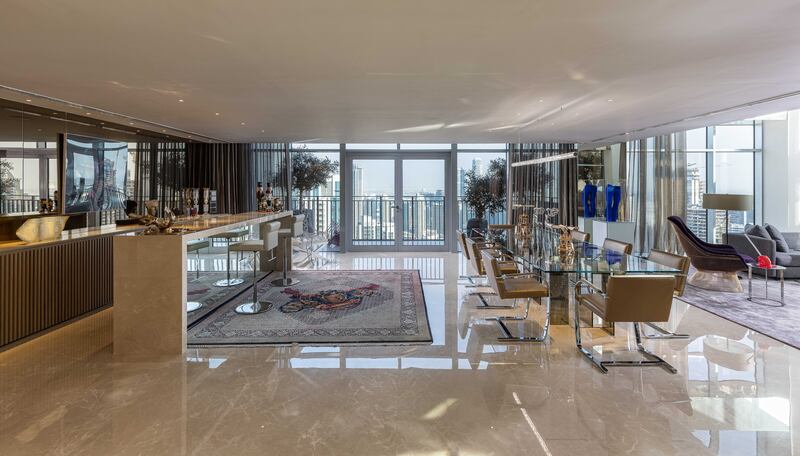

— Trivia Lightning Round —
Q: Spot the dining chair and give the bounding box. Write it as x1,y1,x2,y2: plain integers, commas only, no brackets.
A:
573,275,678,373
571,230,590,243
463,235,519,309
602,238,633,255
481,249,550,341
640,249,691,339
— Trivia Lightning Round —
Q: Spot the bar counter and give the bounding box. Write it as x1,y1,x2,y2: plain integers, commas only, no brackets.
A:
113,211,293,359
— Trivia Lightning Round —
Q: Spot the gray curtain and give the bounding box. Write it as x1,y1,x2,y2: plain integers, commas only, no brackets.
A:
131,141,187,214
626,133,687,254
510,143,578,227
186,143,255,214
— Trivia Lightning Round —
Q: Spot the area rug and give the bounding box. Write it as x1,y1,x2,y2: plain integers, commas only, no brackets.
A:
187,270,432,346
678,274,800,349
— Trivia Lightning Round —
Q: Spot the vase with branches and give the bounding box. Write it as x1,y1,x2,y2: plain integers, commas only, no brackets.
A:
463,157,506,235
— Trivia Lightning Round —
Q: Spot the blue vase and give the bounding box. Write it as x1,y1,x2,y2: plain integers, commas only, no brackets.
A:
582,183,597,218
605,185,621,222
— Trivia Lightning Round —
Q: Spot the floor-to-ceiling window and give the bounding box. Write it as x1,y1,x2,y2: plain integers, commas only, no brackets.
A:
456,143,508,230
290,143,340,250
684,120,762,242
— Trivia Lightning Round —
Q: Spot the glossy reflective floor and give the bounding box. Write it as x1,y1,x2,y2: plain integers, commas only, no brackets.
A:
1,252,798,455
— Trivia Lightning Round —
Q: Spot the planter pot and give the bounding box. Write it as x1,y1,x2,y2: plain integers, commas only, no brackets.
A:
466,218,487,238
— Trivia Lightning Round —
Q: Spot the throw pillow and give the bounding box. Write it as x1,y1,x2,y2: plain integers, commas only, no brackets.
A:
746,224,770,240
765,224,790,252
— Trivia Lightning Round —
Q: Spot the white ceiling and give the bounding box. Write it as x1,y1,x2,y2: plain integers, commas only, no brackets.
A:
2,0,800,145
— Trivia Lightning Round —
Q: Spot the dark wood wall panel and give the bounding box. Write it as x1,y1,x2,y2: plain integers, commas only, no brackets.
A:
0,236,113,348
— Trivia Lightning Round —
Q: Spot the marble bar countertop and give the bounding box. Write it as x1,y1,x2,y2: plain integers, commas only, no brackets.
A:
170,210,292,242
0,224,146,254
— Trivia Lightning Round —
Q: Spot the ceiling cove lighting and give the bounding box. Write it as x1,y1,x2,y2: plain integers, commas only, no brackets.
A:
0,83,224,142
511,151,577,168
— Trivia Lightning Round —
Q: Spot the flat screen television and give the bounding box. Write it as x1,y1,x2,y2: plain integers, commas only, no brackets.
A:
64,134,129,214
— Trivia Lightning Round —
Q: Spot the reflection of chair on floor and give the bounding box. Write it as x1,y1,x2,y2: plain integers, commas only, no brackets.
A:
210,228,250,287
574,275,678,373
481,250,549,342
231,221,281,315
186,239,210,313
642,249,691,339
667,215,750,292
459,231,518,309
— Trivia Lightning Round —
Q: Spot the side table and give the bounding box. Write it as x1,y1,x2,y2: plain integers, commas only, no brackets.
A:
747,264,785,305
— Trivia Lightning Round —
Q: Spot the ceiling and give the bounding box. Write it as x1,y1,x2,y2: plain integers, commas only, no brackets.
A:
2,0,800,145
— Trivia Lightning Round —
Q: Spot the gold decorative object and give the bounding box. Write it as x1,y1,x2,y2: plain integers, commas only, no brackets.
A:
548,223,579,258
515,213,531,240
272,197,284,212
142,208,176,235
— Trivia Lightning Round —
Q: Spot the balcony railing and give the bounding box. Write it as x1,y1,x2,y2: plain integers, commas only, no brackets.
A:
291,195,506,247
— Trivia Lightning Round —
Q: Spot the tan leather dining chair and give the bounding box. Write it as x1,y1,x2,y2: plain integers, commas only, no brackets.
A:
460,231,518,309
640,249,691,340
481,249,550,341
574,275,678,373
602,238,633,255
571,230,590,243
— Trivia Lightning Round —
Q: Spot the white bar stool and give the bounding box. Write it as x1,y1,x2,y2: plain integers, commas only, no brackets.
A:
186,239,210,312
210,228,249,287
272,214,305,287
231,221,281,314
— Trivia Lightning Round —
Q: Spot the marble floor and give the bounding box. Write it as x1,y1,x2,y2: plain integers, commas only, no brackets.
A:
1,251,798,455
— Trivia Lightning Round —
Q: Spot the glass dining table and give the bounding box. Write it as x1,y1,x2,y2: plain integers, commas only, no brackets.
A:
485,228,682,326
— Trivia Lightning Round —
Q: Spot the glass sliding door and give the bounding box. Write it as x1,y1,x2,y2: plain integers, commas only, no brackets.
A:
402,159,446,247
348,153,450,251
351,158,397,248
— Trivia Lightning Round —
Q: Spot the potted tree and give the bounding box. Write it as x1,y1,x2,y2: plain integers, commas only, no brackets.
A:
463,157,506,236
292,151,339,233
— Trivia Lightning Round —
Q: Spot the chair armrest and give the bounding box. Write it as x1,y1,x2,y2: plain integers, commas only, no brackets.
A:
574,278,604,296
726,233,776,260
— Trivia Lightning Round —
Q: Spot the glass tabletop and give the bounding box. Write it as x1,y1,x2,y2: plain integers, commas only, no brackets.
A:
485,228,681,275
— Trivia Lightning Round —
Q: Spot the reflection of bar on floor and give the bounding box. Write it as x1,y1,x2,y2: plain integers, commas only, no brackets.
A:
186,239,210,312
231,221,280,314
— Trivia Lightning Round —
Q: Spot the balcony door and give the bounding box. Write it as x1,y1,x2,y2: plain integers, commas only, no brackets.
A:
347,153,449,251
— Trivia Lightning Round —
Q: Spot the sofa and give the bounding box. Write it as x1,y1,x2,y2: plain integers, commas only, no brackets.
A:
726,224,800,278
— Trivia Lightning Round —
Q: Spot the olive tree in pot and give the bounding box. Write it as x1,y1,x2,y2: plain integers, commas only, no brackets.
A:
292,151,339,234
463,157,506,237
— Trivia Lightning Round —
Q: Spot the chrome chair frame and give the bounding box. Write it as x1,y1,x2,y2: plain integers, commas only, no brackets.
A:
458,231,517,309
486,271,550,342
573,278,677,374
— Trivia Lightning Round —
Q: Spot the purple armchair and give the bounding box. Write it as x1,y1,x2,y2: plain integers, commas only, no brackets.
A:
667,216,749,292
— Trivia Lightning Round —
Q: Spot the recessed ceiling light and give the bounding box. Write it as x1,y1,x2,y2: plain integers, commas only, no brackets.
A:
607,99,614,102
85,112,91,115
215,112,220,116
162,129,166,132
241,122,246,125
178,99,184,103
538,99,543,102
129,122,134,125
625,132,631,135
25,99,32,102
261,129,265,133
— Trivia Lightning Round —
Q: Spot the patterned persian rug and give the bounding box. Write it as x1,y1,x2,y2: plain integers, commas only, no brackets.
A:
678,274,800,349
187,270,431,346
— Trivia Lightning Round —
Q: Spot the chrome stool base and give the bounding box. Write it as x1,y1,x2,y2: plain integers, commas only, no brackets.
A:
187,301,203,312
235,301,273,315
271,277,301,287
214,278,245,287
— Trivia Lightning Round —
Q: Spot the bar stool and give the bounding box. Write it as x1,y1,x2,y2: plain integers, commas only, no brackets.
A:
231,221,281,314
186,239,210,312
210,228,249,287
272,214,305,287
